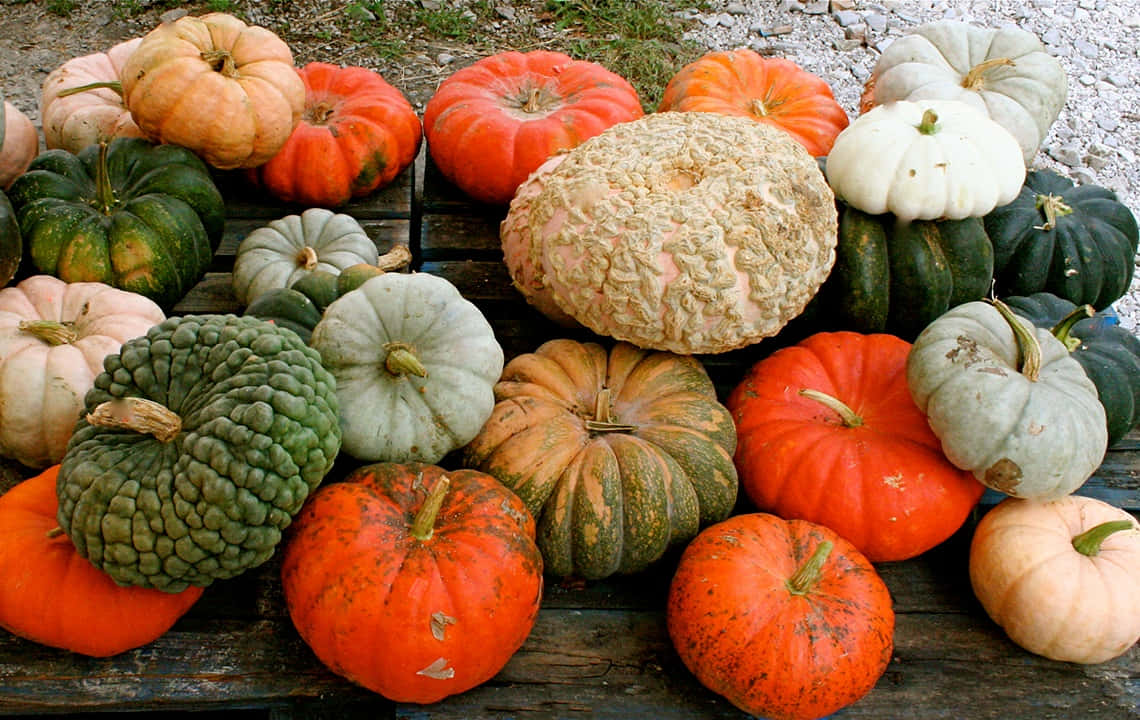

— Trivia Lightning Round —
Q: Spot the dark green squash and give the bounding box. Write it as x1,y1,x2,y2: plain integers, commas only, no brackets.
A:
7,137,225,308
0,190,19,287
1004,292,1140,448
796,202,993,340
985,169,1138,310
243,287,324,343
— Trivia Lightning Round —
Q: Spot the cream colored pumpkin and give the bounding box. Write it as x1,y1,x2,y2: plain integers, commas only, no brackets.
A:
970,495,1140,664
862,20,1067,165
500,111,837,354
232,208,380,306
0,97,37,189
825,100,1025,222
40,38,145,153
0,275,165,468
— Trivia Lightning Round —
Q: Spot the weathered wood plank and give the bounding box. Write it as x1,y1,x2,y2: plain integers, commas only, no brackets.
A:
212,166,415,220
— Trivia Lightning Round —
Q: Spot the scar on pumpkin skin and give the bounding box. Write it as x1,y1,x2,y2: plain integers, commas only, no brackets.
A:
430,611,457,641
417,657,455,679
985,458,1022,493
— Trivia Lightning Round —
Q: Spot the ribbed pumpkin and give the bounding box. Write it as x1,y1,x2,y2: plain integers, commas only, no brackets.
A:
1,94,37,189
500,111,837,354
464,338,738,580
0,465,204,657
985,169,1139,310
658,49,849,157
281,462,543,703
423,50,643,205
728,331,985,562
667,513,894,720
252,62,422,207
120,12,305,169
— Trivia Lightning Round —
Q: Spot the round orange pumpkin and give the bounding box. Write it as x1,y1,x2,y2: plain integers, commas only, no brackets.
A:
252,62,422,207
0,466,203,657
280,462,543,704
658,49,849,157
727,331,985,562
422,50,643,205
667,513,895,720
120,12,305,169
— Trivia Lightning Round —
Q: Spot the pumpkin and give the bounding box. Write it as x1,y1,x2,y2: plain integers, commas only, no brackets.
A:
281,462,543,703
0,275,165,468
7,137,225,309
667,513,894,720
500,111,837,354
464,338,738,580
907,299,1108,500
40,38,145,154
825,100,1025,223
795,201,994,340
309,272,503,464
1005,292,1140,447
860,20,1067,165
728,331,984,562
969,495,1140,664
984,169,1139,310
1,94,37,189
57,314,341,591
120,12,305,169
251,62,422,207
231,208,380,306
0,465,203,657
0,188,18,287
658,49,849,157
423,50,643,205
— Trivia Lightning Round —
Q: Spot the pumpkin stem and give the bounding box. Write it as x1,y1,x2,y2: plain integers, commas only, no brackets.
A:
585,387,637,433
787,540,833,596
1071,520,1135,556
56,80,124,99
200,49,239,78
962,57,1016,90
1033,193,1074,232
749,98,770,118
1049,304,1095,352
87,397,182,443
384,342,428,377
798,388,863,428
92,141,117,214
18,320,78,345
376,244,413,273
305,101,336,125
989,298,1042,382
45,526,65,539
917,109,940,135
297,245,319,271
411,475,451,541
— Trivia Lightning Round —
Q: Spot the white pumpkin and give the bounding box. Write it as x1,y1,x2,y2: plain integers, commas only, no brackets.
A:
231,208,380,306
309,272,504,464
825,100,1025,222
0,275,165,468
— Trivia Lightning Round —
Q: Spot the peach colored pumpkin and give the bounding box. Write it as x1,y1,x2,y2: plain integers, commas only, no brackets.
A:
0,98,37,189
40,38,145,153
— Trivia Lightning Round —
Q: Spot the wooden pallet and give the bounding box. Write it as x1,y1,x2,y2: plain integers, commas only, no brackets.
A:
1,149,1137,719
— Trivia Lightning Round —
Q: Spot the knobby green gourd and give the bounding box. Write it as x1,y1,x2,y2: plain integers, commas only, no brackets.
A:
57,314,341,592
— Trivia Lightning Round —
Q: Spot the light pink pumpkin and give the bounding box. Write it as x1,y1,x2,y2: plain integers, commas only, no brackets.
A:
0,99,37,189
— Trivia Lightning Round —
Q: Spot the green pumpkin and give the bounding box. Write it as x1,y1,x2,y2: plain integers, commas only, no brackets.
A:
1005,292,1140,448
0,190,19,287
242,286,324,344
797,202,993,339
7,138,225,308
985,169,1138,310
57,314,341,592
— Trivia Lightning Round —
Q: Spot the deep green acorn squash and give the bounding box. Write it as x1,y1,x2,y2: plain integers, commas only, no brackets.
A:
7,138,225,308
797,202,993,339
1005,292,1140,447
56,314,341,592
0,190,18,286
243,286,324,343
985,169,1138,310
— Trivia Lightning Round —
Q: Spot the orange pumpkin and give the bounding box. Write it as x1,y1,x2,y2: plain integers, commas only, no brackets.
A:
0,466,203,657
252,62,422,207
658,49,849,157
280,462,543,703
667,513,894,720
727,331,985,562
423,50,643,205
120,12,305,169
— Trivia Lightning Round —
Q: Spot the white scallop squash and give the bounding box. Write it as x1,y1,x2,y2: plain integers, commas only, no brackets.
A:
309,272,504,464
500,111,837,355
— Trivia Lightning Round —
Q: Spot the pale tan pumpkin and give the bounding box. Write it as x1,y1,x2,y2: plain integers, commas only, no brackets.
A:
0,97,37,189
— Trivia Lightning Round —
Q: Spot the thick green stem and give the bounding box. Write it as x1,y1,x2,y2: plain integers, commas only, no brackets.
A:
990,298,1042,382
93,141,115,214
57,80,123,99
917,109,940,135
1072,520,1135,556
384,342,427,377
787,540,833,596
87,397,182,443
1050,304,1095,352
411,476,451,541
962,57,1016,90
18,320,77,345
798,388,863,428
585,387,637,433
1034,193,1074,232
